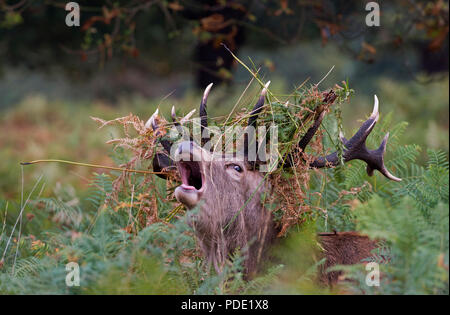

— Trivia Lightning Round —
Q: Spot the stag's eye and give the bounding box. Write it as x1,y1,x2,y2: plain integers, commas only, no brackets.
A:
226,163,244,173
225,163,244,179
227,164,243,173
233,165,242,173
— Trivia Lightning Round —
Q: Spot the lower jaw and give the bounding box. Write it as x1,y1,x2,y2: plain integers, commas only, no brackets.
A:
175,186,201,209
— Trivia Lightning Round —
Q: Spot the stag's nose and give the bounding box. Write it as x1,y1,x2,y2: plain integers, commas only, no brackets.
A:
174,141,204,162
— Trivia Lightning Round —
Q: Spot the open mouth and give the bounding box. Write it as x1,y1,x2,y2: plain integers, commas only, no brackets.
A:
178,161,203,191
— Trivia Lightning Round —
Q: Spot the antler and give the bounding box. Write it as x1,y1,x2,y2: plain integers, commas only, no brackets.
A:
149,82,213,177
302,95,401,182
283,90,337,168
244,81,270,163
247,81,271,129
298,90,337,151
145,109,174,178
200,83,213,147
145,108,172,153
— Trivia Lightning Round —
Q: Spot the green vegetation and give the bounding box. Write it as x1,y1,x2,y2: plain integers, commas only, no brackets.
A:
333,150,449,294
0,0,447,296
0,76,448,294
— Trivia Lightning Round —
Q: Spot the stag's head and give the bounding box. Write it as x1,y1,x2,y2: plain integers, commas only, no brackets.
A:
148,82,401,275
172,140,268,211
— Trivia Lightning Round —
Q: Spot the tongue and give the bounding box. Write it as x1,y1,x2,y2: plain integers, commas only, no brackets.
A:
181,184,196,190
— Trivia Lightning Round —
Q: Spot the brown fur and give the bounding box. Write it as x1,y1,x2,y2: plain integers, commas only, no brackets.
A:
190,157,276,276
318,232,377,285
174,142,377,284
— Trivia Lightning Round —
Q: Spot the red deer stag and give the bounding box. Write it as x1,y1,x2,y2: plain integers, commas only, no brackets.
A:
149,83,401,285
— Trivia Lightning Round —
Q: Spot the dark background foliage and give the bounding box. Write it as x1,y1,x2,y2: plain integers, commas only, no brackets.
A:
0,0,448,103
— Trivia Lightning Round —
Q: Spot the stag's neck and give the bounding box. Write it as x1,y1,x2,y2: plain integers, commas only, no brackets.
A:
194,201,276,276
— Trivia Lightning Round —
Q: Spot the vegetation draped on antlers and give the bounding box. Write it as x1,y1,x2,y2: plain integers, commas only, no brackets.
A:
149,82,401,182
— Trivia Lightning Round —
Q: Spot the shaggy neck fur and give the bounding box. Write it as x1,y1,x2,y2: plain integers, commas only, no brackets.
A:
190,160,275,277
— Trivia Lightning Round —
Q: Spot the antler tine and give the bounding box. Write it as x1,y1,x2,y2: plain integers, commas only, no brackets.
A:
310,96,401,182
200,83,213,146
298,90,337,152
171,106,178,124
282,90,337,167
171,105,185,134
244,81,270,161
145,108,159,130
145,108,172,154
348,95,379,147
247,81,270,128
144,108,175,179
367,132,402,182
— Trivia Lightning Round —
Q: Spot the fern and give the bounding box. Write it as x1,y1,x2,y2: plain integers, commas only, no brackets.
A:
427,149,449,170
86,172,113,209
11,256,42,278
339,197,448,295
0,86,447,295
393,149,449,217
